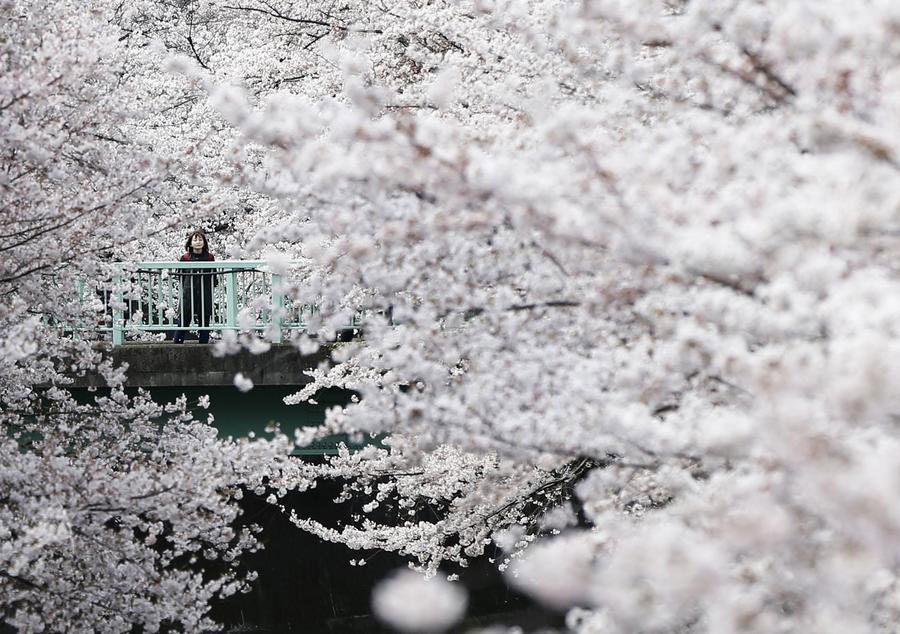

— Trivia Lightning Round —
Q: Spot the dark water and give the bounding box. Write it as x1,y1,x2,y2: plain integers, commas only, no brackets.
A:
71,385,362,455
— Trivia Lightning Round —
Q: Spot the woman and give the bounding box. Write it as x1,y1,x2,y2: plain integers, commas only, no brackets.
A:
173,230,218,344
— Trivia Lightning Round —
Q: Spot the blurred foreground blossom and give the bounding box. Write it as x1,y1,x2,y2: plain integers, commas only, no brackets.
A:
509,532,597,610
233,372,254,392
372,569,467,633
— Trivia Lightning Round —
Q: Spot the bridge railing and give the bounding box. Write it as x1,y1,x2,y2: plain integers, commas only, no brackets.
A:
76,261,358,346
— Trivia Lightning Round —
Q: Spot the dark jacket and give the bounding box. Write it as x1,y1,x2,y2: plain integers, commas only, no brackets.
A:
179,251,217,316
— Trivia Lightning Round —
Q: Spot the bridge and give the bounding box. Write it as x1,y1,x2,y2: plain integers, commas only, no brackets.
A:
68,261,362,455
80,260,359,346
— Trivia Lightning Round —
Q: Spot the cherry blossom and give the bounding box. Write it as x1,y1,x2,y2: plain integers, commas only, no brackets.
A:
4,0,900,632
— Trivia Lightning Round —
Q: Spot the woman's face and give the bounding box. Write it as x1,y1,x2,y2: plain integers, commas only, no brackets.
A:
191,234,205,250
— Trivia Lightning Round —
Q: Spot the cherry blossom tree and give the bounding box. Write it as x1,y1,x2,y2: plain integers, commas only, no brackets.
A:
5,0,900,632
0,2,301,631
136,1,900,632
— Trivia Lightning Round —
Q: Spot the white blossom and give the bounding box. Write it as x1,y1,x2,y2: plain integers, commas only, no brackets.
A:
372,569,467,633
5,0,900,631
233,373,254,393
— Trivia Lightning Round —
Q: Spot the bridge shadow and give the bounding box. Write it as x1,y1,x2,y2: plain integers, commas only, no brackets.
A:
213,481,561,633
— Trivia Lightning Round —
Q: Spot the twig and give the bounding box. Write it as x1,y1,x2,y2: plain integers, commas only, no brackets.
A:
130,483,177,500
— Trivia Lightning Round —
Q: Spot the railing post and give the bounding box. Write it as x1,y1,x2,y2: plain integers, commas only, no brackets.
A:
73,279,85,338
225,269,237,331
112,273,124,346
271,273,284,344
167,270,175,329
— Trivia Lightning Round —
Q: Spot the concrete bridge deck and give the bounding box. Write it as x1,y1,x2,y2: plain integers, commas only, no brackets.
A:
70,342,332,388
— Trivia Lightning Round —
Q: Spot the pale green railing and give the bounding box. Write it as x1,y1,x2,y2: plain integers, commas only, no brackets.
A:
78,261,358,346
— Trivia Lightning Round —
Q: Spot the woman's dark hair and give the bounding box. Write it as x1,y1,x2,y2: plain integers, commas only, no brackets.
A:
185,230,209,255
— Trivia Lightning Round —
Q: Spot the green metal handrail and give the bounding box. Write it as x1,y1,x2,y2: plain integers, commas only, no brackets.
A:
76,261,360,346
